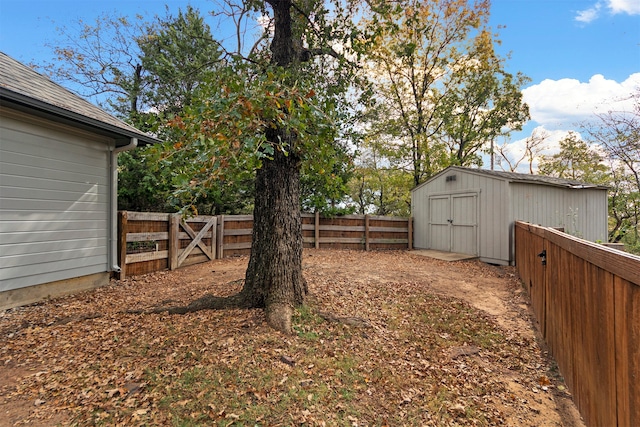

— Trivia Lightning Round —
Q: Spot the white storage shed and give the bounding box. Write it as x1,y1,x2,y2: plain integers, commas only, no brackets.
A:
411,166,609,265
0,52,158,309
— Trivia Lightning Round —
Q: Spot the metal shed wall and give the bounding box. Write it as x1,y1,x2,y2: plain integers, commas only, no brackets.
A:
412,167,609,265
509,183,608,263
412,169,512,264
0,109,114,292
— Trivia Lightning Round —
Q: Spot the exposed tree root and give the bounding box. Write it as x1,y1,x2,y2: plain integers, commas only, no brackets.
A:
126,292,255,316
124,275,303,335
316,311,370,328
265,302,293,334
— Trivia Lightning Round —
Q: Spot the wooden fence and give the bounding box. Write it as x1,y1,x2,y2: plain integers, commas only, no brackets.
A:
117,211,217,278
118,211,412,278
514,221,640,427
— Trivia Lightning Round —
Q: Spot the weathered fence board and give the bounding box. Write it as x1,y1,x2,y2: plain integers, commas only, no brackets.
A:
118,212,216,279
176,216,217,267
118,211,413,277
515,221,640,427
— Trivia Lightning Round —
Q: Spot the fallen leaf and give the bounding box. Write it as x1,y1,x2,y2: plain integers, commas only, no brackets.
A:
280,355,295,366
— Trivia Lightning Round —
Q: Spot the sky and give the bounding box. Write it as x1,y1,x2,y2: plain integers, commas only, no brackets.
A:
0,0,639,171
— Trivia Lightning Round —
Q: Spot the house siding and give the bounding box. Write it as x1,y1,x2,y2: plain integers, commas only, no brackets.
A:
0,110,113,291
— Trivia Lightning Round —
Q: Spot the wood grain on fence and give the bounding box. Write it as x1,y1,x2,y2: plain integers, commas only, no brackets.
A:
515,221,640,427
218,213,412,256
118,211,413,276
118,212,216,279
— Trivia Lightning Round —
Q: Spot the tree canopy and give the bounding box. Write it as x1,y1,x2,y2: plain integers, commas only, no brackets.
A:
538,131,610,185
361,0,529,187
42,0,562,329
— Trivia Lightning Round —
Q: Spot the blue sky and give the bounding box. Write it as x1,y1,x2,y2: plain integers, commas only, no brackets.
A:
1,0,638,170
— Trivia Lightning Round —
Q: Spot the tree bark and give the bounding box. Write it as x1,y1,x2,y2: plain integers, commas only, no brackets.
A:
240,0,307,333
241,142,307,332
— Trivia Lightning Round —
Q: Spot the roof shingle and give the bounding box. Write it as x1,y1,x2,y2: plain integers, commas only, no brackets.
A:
0,51,158,145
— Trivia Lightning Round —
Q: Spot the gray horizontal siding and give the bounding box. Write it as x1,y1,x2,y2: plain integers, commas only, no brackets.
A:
0,246,107,269
0,111,113,292
1,261,108,290
0,237,108,257
1,228,105,244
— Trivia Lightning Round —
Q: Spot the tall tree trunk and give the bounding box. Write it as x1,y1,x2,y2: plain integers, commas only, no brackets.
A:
137,0,308,329
242,141,307,332
242,0,307,333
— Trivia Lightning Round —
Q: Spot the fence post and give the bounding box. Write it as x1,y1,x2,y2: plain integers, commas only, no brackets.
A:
408,216,413,250
365,215,370,251
168,214,180,270
117,211,127,280
211,216,217,260
315,211,320,249
216,215,225,259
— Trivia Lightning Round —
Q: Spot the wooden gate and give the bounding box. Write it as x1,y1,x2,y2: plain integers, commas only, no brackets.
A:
170,215,217,270
118,212,217,278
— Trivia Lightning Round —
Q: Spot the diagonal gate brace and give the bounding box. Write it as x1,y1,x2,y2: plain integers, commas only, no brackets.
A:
177,217,216,267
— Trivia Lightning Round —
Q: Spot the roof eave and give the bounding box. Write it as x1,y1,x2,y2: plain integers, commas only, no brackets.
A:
411,166,609,192
1,88,160,147
507,177,609,191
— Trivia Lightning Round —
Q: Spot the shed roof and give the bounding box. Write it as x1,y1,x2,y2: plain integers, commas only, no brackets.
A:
0,51,159,147
413,166,609,192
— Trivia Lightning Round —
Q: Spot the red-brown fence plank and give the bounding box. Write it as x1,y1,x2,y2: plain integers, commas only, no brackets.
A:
515,221,640,427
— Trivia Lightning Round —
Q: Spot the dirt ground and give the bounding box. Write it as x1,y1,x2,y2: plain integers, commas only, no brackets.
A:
0,249,584,426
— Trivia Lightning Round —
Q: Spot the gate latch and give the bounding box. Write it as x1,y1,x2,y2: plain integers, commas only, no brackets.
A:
537,249,547,266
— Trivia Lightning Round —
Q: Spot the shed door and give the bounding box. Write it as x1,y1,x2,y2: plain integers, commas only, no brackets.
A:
428,195,451,252
451,193,478,255
428,193,478,255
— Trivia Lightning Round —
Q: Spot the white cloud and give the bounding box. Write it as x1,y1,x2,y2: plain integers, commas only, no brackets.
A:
575,3,602,23
576,0,640,22
522,73,640,129
496,73,639,173
608,0,640,15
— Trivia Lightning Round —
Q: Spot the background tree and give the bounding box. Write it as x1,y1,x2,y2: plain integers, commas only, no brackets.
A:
583,90,640,252
42,13,148,117
361,0,525,187
348,138,412,216
606,165,639,247
439,29,530,167
117,147,173,212
496,127,550,173
138,6,224,118
538,131,610,184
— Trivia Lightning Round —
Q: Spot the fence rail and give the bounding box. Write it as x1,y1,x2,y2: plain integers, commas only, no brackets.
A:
117,211,217,278
514,221,640,427
118,211,412,278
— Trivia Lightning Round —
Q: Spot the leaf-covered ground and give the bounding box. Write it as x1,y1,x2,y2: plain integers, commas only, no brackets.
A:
0,250,584,426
